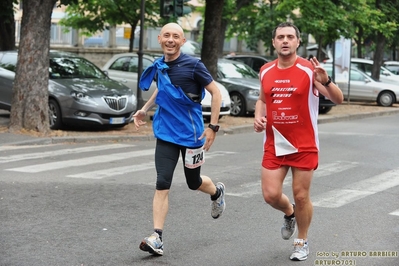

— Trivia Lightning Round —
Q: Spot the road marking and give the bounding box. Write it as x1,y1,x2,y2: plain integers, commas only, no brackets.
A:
68,162,155,179
389,209,399,216
67,151,237,179
0,144,133,163
226,181,261,198
6,149,154,173
313,168,399,208
283,161,359,185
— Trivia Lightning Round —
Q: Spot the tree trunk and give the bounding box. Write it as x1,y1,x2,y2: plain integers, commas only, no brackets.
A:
201,0,225,79
0,0,16,51
9,0,57,134
372,32,386,81
218,19,228,57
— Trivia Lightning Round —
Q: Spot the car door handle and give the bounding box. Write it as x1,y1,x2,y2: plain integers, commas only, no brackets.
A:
120,79,127,83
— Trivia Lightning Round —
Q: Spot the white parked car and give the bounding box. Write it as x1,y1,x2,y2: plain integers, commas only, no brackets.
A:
102,53,231,119
383,61,399,75
324,64,399,106
349,58,399,84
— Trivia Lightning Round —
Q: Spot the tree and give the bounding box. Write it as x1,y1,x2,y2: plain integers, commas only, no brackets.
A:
201,0,225,78
59,0,160,52
9,0,61,134
0,0,16,51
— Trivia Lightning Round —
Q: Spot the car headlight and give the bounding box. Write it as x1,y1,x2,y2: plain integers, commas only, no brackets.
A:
248,89,260,97
71,91,98,105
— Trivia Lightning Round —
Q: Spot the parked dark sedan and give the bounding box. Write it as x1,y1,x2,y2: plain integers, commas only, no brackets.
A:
224,54,269,73
216,58,261,116
0,51,137,130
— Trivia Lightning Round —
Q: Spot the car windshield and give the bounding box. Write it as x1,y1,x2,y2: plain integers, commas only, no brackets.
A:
218,61,259,79
49,57,107,79
181,41,201,55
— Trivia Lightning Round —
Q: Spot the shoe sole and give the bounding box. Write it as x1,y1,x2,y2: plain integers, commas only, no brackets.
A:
290,255,308,261
139,240,163,256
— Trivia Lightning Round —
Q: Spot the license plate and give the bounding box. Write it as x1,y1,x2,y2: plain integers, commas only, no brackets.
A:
110,117,125,124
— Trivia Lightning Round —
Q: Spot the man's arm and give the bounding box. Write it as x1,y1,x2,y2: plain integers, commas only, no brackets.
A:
133,88,158,130
254,86,267,133
199,80,221,151
205,80,222,125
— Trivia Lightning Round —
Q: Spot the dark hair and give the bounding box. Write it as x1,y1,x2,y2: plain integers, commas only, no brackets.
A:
272,22,301,39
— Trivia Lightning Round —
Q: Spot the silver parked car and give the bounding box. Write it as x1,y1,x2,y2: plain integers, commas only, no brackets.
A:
324,64,398,106
0,51,137,129
102,53,231,119
383,61,399,75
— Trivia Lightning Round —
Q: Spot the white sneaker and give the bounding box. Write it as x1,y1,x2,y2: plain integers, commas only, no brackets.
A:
290,238,309,261
139,232,164,256
211,182,226,219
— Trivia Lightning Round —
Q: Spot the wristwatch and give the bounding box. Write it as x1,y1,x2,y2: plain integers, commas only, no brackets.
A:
208,124,220,132
323,76,332,87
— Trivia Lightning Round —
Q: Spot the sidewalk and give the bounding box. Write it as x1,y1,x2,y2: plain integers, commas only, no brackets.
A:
1,102,398,146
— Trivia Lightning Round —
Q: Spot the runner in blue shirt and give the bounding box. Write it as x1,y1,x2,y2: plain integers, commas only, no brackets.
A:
133,22,226,256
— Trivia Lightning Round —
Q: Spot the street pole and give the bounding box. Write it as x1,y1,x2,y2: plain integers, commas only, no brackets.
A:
136,0,145,109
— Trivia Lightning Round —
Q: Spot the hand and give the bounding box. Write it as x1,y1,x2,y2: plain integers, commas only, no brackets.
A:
254,116,267,132
198,128,216,151
310,57,329,84
133,110,147,130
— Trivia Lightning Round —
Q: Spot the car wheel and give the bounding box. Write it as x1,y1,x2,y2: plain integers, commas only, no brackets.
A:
49,99,63,130
230,92,246,117
377,91,394,107
319,106,333,114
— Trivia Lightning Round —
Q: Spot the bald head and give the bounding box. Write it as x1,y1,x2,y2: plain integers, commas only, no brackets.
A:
158,23,186,61
160,23,184,36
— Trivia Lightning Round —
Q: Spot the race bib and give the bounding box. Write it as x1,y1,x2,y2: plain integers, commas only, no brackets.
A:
185,147,205,169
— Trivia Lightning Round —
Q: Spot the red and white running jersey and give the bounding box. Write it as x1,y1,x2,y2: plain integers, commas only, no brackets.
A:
259,57,319,156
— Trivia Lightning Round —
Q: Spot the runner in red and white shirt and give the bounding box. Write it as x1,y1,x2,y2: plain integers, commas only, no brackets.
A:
253,22,343,262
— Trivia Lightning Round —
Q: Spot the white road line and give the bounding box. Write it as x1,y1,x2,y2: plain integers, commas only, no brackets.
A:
68,162,154,179
313,168,399,208
6,149,154,173
67,151,237,179
314,161,359,178
226,181,261,198
283,161,359,185
389,209,399,216
0,144,133,163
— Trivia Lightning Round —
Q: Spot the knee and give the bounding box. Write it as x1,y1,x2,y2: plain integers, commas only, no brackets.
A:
156,177,172,190
293,190,311,207
262,190,281,205
187,177,202,190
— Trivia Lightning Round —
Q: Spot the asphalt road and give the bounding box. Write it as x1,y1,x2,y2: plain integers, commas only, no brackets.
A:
0,114,398,266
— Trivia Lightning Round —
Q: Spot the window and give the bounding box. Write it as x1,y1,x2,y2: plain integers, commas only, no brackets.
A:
109,57,131,72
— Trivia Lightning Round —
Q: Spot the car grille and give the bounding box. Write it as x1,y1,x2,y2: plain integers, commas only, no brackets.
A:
103,95,128,111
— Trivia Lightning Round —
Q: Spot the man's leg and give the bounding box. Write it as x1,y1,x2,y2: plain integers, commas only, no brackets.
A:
153,189,169,230
139,140,179,255
291,167,313,240
261,166,293,215
289,167,313,261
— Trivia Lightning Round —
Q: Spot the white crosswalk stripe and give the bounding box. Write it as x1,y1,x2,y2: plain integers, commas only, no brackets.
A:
68,162,155,179
389,209,399,216
6,149,155,173
0,144,132,164
312,168,399,208
67,151,237,179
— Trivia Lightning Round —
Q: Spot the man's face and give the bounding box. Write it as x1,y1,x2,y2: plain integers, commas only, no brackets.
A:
272,27,300,57
158,25,186,57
